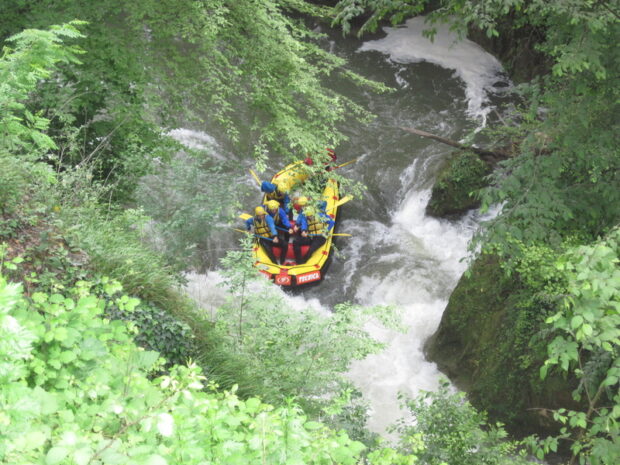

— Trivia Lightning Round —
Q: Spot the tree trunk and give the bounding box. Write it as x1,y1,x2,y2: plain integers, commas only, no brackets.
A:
400,127,511,164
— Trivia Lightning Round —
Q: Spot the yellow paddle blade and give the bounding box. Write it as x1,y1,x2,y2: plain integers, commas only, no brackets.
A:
249,169,261,186
334,158,358,170
331,233,352,237
335,195,353,208
239,213,252,220
327,195,353,212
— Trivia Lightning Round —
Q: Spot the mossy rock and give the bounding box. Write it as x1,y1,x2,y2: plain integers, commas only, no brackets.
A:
425,254,581,437
426,151,491,218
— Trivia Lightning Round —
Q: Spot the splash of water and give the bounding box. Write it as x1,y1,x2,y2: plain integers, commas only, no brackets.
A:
343,187,478,436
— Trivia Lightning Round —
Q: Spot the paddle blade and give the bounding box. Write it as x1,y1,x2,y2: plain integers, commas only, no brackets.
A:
249,169,261,186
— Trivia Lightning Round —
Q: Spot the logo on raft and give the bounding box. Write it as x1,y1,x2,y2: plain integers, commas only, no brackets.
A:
296,270,321,285
275,274,292,286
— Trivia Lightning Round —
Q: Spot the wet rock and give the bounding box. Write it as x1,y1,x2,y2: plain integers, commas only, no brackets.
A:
426,151,491,218
425,254,581,437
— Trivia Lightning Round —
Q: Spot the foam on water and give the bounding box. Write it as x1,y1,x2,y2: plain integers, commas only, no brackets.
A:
167,128,229,160
359,16,509,124
344,188,477,437
184,270,330,318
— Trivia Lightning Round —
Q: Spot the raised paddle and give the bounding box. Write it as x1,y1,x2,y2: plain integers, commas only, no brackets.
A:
249,168,262,186
326,195,353,212
332,158,358,170
334,195,353,208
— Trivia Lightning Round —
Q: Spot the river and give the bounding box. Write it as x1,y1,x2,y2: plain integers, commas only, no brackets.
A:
155,17,511,437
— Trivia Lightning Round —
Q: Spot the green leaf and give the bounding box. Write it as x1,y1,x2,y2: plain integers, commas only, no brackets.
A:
304,421,322,430
46,446,69,465
73,448,91,465
570,315,583,329
144,454,168,465
156,413,174,437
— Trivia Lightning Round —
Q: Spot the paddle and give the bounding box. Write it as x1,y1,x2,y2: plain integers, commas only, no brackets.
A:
334,195,353,208
308,233,352,237
232,228,275,242
249,168,261,186
332,158,358,170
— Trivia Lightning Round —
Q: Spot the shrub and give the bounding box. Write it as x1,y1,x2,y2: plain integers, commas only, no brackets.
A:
0,272,370,465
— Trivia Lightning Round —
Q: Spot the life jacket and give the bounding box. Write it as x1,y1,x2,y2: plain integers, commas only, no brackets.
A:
254,216,271,238
306,215,325,236
266,189,285,203
269,209,281,226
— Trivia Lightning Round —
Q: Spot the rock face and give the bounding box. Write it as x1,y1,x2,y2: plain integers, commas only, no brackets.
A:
425,254,580,436
426,151,491,218
467,22,551,84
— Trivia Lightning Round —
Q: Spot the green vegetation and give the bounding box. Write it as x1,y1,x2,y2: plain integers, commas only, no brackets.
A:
395,381,535,465
535,229,620,462
0,275,368,465
2,0,618,463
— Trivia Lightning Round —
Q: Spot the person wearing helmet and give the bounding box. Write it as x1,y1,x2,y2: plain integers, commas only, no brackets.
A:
265,199,293,264
292,196,308,234
245,206,284,264
293,205,335,265
261,179,291,212
265,200,293,234
292,195,308,214
303,148,337,171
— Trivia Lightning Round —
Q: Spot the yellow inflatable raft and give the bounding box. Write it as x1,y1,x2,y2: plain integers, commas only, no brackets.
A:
251,161,342,286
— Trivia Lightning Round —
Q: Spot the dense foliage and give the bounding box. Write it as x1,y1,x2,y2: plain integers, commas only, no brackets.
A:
535,228,620,463
396,381,534,465
0,0,381,183
2,0,618,463
0,274,371,465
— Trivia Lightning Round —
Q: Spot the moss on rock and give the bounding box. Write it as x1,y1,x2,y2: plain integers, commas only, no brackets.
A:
426,151,491,218
425,254,580,437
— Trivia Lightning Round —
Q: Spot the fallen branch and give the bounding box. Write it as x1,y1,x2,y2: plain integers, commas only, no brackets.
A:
400,127,511,164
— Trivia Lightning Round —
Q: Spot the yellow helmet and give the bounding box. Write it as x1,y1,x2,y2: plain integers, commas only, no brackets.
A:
275,179,290,193
266,200,280,211
297,196,308,206
255,206,266,216
304,206,316,217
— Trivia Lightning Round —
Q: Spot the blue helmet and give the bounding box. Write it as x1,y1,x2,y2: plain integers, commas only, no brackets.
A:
261,181,276,193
